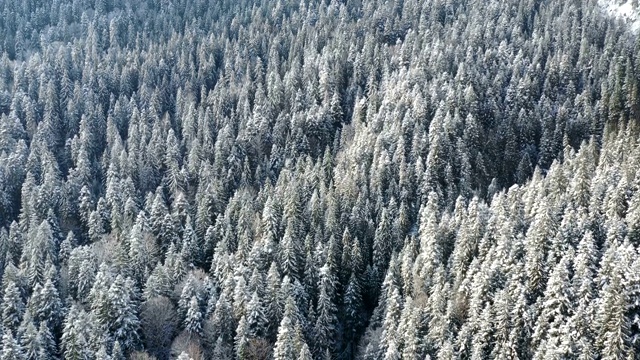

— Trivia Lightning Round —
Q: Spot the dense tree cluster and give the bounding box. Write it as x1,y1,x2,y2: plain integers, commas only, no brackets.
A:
0,0,639,359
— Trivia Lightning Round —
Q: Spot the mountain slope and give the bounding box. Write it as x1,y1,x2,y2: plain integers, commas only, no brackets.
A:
0,0,639,359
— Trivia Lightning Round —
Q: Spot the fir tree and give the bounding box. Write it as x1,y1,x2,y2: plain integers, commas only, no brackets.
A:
36,321,56,360
235,315,250,360
61,305,93,360
1,330,25,360
596,259,631,359
273,297,299,360
184,295,203,337
2,280,24,332
314,263,339,355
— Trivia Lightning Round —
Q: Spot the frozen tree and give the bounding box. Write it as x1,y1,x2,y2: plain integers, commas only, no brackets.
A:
1,330,24,360
184,295,203,337
273,297,299,360
0,0,637,358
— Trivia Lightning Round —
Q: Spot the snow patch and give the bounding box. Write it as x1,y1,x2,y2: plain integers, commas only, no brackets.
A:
599,0,640,33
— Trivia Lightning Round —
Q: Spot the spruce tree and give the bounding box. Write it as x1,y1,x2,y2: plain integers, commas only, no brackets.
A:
273,297,299,360
1,330,25,360
2,280,24,333
314,263,339,355
184,295,203,337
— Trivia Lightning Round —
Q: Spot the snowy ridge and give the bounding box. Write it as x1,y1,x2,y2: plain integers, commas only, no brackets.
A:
599,0,640,32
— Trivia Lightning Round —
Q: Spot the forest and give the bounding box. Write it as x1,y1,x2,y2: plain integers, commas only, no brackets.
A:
0,0,640,359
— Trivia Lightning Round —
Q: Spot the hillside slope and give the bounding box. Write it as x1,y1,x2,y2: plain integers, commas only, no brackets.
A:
0,0,639,359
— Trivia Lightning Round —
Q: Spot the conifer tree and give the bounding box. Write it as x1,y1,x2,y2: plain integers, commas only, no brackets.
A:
626,255,640,355
380,287,403,358
36,321,56,360
343,271,364,345
531,254,573,355
2,280,24,332
95,346,112,360
281,220,301,282
298,343,313,360
314,263,339,355
273,297,300,360
235,315,250,360
246,291,268,339
1,330,24,360
106,275,141,353
596,259,631,359
28,278,62,332
20,321,38,360
184,295,203,337
0,0,638,358
399,296,421,360
61,305,93,360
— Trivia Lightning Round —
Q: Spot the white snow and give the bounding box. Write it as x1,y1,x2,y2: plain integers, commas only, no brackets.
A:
599,0,640,33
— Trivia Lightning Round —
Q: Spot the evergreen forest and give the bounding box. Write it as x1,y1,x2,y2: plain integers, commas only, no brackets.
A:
1,0,640,359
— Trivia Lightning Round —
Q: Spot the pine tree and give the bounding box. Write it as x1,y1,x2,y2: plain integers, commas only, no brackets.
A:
373,208,393,279
95,346,112,360
531,254,573,355
36,321,56,360
469,302,493,360
178,273,201,319
314,263,339,355
626,255,640,355
246,291,268,339
22,220,57,289
596,259,630,359
164,242,186,285
280,220,301,282
184,295,203,337
87,209,106,243
273,297,299,360
28,278,62,331
265,262,282,341
574,231,598,308
235,315,250,360
61,304,93,360
181,217,202,268
418,191,442,286
492,285,520,358
128,213,156,283
2,280,24,332
525,197,557,301
380,287,403,357
426,277,451,354
298,343,313,360
59,231,76,264
106,275,141,353
1,330,25,360
20,321,38,360
143,263,172,300
90,264,114,323
399,296,421,360
68,246,97,301
7,221,23,264
343,272,364,345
